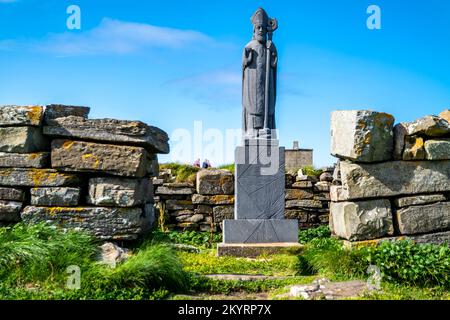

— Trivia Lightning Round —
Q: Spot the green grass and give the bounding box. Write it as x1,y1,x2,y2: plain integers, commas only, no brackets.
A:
300,165,324,177
299,237,450,288
180,250,301,276
362,283,450,300
1,224,448,300
187,275,316,295
160,163,200,183
149,230,222,249
218,164,235,173
288,165,324,177
0,223,190,300
0,223,98,286
298,226,331,244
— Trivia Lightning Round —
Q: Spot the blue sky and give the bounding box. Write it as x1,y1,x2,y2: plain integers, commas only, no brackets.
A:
1,0,449,167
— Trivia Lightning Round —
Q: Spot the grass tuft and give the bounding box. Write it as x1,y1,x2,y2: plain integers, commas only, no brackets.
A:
159,163,200,183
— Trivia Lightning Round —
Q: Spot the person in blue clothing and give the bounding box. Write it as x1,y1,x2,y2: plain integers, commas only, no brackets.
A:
202,159,211,169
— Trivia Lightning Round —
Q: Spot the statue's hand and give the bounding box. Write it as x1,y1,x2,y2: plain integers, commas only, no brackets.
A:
266,40,273,50
243,48,252,67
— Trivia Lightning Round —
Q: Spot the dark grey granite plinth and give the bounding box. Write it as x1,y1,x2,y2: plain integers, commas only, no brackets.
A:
223,219,298,243
235,139,285,219
222,139,299,248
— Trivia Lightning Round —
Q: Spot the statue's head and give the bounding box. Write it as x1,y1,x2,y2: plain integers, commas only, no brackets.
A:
251,8,269,42
251,8,278,43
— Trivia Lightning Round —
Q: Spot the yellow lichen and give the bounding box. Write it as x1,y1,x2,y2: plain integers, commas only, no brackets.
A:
211,195,234,203
374,113,394,127
28,153,40,160
26,106,43,125
28,169,59,186
47,207,85,217
81,154,101,169
62,141,75,149
0,168,12,177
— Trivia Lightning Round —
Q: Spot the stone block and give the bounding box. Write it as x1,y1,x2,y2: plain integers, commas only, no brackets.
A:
171,210,194,222
187,214,204,223
196,169,234,195
425,139,450,160
223,219,299,243
285,188,314,200
314,181,330,192
153,178,164,186
338,160,450,201
30,187,80,206
319,172,333,182
332,161,341,185
330,186,346,202
44,104,90,123
44,116,169,154
331,110,394,162
213,205,234,224
284,210,309,223
163,182,194,188
0,105,44,126
0,152,49,168
292,181,313,189
235,140,285,220
176,222,199,230
343,231,450,248
171,209,194,219
405,115,450,137
195,204,213,214
439,109,450,123
394,194,447,208
285,200,322,209
314,192,331,201
330,199,394,241
0,187,25,201
403,136,425,160
0,168,79,187
21,206,146,241
192,194,234,205
51,140,149,178
87,177,152,207
396,202,450,235
394,116,450,159
166,199,194,211
0,127,49,153
0,200,22,222
156,186,194,196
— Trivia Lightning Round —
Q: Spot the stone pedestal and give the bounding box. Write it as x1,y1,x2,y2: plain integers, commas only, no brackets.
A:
221,139,298,249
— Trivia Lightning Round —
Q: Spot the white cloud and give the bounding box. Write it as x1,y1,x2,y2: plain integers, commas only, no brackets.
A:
0,18,221,55
166,69,242,108
165,70,307,109
169,70,241,86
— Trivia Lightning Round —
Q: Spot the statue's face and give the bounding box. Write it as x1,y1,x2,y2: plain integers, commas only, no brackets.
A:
254,25,267,42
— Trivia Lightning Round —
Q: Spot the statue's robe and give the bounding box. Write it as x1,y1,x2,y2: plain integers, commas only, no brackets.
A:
242,39,277,138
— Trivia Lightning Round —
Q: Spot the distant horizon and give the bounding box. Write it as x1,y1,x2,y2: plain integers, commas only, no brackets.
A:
1,0,449,167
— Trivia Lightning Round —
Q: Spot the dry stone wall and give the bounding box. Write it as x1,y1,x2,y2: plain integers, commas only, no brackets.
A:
0,105,169,241
154,167,333,232
330,109,450,246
